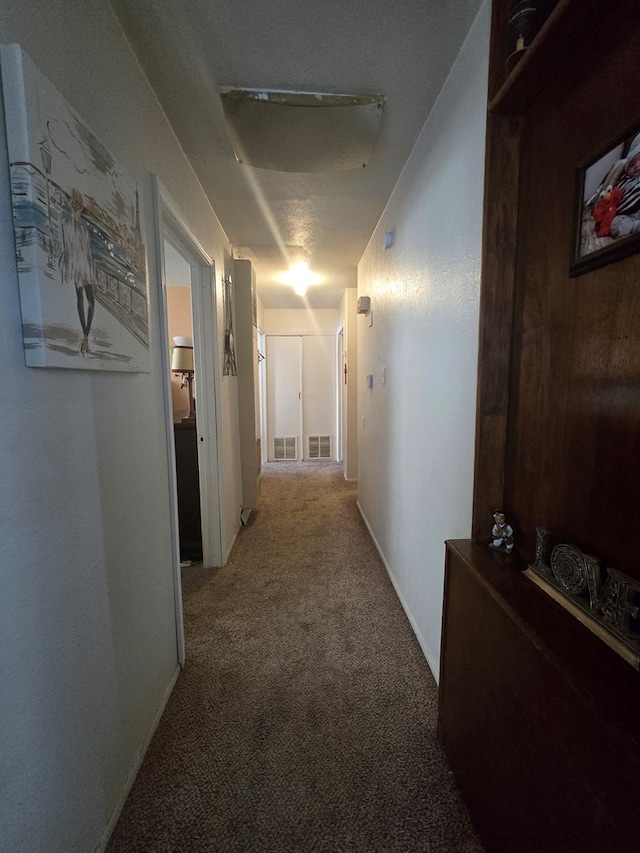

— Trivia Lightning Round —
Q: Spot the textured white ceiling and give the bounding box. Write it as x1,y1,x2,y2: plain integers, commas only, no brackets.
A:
109,0,483,307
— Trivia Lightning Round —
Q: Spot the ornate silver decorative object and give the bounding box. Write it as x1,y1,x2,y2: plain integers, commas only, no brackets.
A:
533,526,550,573
550,544,589,594
525,529,640,669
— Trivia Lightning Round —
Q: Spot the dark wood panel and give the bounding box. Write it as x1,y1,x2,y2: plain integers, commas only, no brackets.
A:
471,113,522,541
486,0,510,104
439,541,640,853
505,10,640,575
488,0,610,115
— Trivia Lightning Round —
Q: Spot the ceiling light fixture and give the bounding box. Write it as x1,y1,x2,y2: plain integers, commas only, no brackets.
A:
220,88,384,172
277,261,322,297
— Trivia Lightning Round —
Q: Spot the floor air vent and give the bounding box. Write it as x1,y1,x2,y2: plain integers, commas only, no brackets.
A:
274,436,297,460
308,435,331,459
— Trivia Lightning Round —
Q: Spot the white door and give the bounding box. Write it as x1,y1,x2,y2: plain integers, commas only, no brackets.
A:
303,335,336,461
266,334,337,461
266,335,302,461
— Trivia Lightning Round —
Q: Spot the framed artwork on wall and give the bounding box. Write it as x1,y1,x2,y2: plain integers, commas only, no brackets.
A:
571,122,640,276
0,44,150,371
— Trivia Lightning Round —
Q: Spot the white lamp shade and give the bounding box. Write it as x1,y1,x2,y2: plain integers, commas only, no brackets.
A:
171,344,194,372
173,336,192,347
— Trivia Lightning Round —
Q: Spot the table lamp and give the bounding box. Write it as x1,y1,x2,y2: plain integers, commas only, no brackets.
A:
171,336,195,422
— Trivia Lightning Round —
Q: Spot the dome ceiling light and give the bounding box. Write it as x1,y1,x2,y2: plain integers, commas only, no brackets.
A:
220,88,384,172
276,261,322,296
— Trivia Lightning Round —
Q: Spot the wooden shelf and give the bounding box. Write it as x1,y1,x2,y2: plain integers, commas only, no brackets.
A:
489,0,607,115
443,540,640,746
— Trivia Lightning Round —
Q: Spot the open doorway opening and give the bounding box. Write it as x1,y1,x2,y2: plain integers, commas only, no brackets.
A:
265,333,337,462
151,179,224,663
164,238,202,564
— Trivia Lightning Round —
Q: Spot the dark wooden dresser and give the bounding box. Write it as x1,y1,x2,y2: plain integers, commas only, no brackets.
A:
173,422,202,562
438,540,640,853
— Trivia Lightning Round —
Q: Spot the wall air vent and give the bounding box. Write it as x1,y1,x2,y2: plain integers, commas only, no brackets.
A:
308,435,331,459
219,88,384,172
274,436,297,461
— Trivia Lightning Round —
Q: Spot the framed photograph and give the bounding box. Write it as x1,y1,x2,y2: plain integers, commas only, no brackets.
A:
0,44,150,370
571,123,640,276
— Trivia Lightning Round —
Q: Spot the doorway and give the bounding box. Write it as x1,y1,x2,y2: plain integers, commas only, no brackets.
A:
164,237,202,563
151,178,224,663
266,334,337,461
337,328,345,463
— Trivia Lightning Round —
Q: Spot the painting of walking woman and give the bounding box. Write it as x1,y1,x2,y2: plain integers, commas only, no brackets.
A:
60,188,96,355
571,123,640,276
0,44,150,370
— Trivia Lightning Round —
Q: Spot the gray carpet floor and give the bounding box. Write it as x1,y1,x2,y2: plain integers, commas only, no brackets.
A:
107,461,483,852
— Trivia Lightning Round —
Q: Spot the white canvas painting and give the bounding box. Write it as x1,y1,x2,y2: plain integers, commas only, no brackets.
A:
1,44,150,371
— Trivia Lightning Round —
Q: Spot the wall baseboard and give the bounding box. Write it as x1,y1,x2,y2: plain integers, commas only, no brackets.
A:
225,525,240,564
95,664,181,852
356,501,440,683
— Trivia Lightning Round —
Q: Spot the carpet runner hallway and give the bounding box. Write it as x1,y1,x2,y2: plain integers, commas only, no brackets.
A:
107,462,482,852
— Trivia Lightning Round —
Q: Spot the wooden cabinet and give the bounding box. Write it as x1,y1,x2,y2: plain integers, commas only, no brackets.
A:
439,541,640,853
440,3,640,850
174,422,202,561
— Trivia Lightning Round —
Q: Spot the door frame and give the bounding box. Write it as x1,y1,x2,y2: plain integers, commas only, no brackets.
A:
258,326,267,465
151,177,224,664
337,328,344,463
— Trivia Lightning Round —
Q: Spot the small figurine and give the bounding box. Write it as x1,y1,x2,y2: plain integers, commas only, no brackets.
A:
490,509,514,554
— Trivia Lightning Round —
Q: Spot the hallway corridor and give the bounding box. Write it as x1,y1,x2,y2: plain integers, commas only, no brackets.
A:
107,462,482,852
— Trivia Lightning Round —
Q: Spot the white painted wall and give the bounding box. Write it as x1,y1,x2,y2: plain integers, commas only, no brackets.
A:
263,307,339,335
219,252,243,557
0,2,240,851
356,2,489,679
338,289,358,481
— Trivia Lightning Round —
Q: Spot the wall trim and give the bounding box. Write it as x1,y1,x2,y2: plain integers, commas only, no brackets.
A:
356,501,440,683
95,664,181,852
225,525,240,564
153,175,225,571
